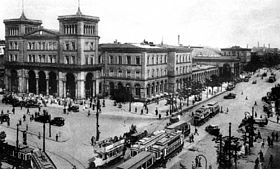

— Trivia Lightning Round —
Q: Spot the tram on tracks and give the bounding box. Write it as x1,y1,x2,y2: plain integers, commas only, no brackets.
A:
116,131,184,169
130,130,166,157
93,138,125,167
165,121,191,138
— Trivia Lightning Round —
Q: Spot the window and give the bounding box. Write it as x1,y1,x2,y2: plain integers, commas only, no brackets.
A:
156,56,158,64
127,56,131,65
109,69,114,77
136,56,140,65
90,56,94,65
160,56,163,64
110,56,114,64
118,56,122,64
65,56,70,64
85,55,89,65
118,70,122,77
147,56,150,65
72,56,75,64
90,42,94,50
152,69,155,77
72,42,76,50
127,70,131,78
136,71,140,79
152,56,154,65
165,55,167,63
147,70,150,78
65,42,70,50
157,69,159,77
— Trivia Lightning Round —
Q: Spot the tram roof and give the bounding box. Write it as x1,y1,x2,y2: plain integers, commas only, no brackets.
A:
166,121,189,129
116,151,154,169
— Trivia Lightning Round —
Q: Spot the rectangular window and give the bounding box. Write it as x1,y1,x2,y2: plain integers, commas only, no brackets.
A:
65,56,69,64
127,56,131,65
136,71,140,79
91,56,94,65
136,56,140,65
127,70,131,78
118,56,122,64
110,56,113,64
118,70,122,77
72,56,75,64
72,42,76,50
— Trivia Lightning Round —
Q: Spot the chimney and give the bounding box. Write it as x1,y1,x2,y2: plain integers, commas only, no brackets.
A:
178,35,180,46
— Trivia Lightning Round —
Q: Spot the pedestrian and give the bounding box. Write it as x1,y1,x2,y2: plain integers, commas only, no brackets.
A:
12,107,15,114
27,108,30,114
261,139,265,148
255,112,257,118
38,106,41,112
227,107,229,113
102,99,105,107
155,108,158,116
254,157,259,169
141,109,143,115
194,127,199,135
20,104,22,110
195,156,199,167
259,150,264,162
192,112,194,117
38,132,41,139
241,91,243,95
92,104,95,110
272,131,275,141
87,110,90,117
23,115,26,121
135,107,137,113
91,136,95,146
257,130,262,139
1,110,3,115
269,155,273,167
268,136,271,147
56,134,58,142
166,110,169,116
245,96,248,100
276,132,278,142
255,101,257,106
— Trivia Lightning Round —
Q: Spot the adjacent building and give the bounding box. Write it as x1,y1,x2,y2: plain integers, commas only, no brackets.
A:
192,64,219,83
4,9,103,99
100,42,192,101
221,46,251,71
0,40,5,88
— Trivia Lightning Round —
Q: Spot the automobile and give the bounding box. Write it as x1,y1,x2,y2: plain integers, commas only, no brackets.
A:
268,76,276,83
12,100,26,107
252,80,257,84
224,93,236,99
25,100,41,108
226,84,235,91
205,124,220,136
243,77,249,82
34,114,50,123
50,117,65,126
0,114,10,122
68,105,79,112
262,72,267,77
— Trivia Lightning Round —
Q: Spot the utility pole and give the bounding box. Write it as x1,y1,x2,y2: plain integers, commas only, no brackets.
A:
16,123,19,151
96,99,100,141
49,114,51,137
228,122,231,169
43,122,46,152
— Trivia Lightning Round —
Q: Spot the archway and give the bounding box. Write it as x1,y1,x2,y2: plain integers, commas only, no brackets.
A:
28,70,36,94
11,70,18,92
135,84,141,97
85,73,94,98
66,73,75,98
117,82,123,89
109,82,114,96
49,72,57,96
38,71,46,95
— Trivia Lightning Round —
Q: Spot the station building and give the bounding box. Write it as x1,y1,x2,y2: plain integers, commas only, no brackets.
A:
100,42,192,101
3,9,103,99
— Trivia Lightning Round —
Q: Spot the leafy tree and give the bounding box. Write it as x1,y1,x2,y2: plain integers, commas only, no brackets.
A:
0,131,6,168
111,86,133,103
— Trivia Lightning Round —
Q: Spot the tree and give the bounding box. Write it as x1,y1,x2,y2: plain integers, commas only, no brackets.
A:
0,131,6,168
111,86,133,103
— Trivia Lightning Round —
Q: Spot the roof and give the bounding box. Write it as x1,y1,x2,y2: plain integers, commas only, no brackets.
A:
99,43,192,53
166,121,188,129
221,46,251,51
116,151,154,169
58,8,99,22
192,65,218,72
4,12,42,25
191,47,222,57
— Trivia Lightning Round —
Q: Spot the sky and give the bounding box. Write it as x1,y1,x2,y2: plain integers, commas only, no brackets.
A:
1,0,280,48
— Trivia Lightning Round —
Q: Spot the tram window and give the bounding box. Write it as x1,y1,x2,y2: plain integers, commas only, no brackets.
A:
147,159,152,167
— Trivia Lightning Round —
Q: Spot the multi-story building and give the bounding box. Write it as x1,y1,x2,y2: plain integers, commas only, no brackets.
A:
221,46,251,71
100,42,192,101
0,40,5,88
4,9,103,99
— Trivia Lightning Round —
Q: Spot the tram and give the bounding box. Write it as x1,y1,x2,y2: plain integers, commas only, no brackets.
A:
116,151,155,169
165,121,191,138
93,138,125,167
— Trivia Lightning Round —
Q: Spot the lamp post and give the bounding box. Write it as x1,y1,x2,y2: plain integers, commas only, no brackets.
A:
96,99,100,141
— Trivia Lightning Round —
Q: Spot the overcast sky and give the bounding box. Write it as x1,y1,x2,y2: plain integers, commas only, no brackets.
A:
1,0,280,48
